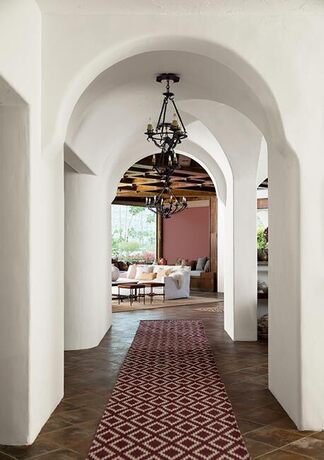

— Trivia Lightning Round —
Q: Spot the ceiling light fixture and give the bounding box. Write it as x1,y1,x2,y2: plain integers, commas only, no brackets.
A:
145,73,187,177
145,182,187,219
144,73,188,218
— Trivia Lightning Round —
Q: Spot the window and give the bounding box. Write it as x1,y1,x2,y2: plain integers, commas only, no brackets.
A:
111,205,156,263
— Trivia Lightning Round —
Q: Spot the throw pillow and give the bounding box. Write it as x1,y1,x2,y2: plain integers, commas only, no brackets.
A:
135,266,145,280
118,261,128,271
190,260,197,270
204,259,210,272
156,268,173,278
181,259,190,267
153,265,163,274
196,256,208,271
146,265,154,273
127,264,137,279
140,273,157,281
135,265,154,280
111,265,120,281
156,270,166,278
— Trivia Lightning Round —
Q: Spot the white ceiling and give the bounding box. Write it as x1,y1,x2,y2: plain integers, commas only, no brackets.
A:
67,50,265,144
35,0,320,15
66,50,264,181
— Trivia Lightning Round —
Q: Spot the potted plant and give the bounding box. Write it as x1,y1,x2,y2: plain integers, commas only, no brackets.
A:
257,227,268,261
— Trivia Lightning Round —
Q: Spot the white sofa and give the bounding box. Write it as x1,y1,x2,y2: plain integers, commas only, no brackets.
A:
112,264,191,300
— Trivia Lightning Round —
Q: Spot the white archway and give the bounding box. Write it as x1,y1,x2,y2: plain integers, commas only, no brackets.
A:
62,44,301,428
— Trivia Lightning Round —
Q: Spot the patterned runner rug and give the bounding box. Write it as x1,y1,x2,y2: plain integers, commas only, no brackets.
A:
87,320,250,460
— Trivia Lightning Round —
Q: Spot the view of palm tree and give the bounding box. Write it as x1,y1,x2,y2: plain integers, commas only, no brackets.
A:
111,205,156,263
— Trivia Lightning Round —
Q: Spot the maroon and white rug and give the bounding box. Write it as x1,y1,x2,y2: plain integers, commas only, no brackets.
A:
87,320,250,459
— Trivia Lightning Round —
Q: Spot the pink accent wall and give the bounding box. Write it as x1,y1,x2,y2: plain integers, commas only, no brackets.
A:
163,206,210,264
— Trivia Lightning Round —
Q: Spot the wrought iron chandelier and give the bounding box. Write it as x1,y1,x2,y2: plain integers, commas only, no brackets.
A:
145,181,187,219
144,73,188,218
145,73,187,177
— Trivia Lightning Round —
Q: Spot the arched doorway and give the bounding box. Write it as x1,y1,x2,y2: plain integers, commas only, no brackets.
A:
111,153,218,294
62,44,300,428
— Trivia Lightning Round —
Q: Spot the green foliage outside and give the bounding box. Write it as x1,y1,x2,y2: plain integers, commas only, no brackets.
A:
112,205,156,263
257,226,267,250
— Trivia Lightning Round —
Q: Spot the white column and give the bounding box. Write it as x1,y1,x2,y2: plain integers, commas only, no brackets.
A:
224,177,257,341
268,140,301,425
269,108,324,430
0,105,30,445
64,165,111,350
232,176,258,340
217,200,225,292
299,155,324,429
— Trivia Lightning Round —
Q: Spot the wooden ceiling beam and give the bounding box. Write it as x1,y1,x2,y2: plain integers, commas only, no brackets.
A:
117,189,215,198
116,155,216,199
172,168,210,176
171,182,205,189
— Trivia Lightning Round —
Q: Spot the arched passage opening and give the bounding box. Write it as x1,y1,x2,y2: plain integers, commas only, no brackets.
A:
62,44,301,428
110,152,219,303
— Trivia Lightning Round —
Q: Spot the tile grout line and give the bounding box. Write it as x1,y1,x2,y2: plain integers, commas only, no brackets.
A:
253,433,320,459
0,449,17,460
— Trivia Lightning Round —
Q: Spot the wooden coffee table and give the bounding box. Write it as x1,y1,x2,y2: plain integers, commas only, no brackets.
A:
112,281,132,302
141,282,165,304
117,283,146,306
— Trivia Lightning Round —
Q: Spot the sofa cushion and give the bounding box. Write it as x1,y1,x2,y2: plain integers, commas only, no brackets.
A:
190,260,197,270
135,265,154,280
181,258,190,267
140,272,157,281
138,264,154,273
156,268,173,278
127,264,137,279
204,259,210,272
111,265,120,281
153,265,165,274
196,256,208,271
118,261,128,271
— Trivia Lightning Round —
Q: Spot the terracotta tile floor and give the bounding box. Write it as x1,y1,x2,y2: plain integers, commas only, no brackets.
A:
1,300,323,459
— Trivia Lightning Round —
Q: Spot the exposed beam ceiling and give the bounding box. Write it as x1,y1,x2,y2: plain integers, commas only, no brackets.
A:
114,154,216,206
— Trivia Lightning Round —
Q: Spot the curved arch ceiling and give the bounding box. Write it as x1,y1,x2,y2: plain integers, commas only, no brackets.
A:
66,50,265,175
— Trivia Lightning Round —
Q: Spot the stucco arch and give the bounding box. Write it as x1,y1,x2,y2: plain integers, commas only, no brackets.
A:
51,34,290,158
63,39,301,428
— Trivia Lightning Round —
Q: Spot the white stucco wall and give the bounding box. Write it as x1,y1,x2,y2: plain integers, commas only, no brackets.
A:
44,13,324,428
43,14,320,428
1,0,324,444
185,106,261,340
0,0,64,444
0,105,30,445
64,165,111,350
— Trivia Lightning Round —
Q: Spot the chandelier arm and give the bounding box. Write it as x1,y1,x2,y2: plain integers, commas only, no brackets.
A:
156,95,167,132
171,99,187,134
151,138,163,150
160,97,168,139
